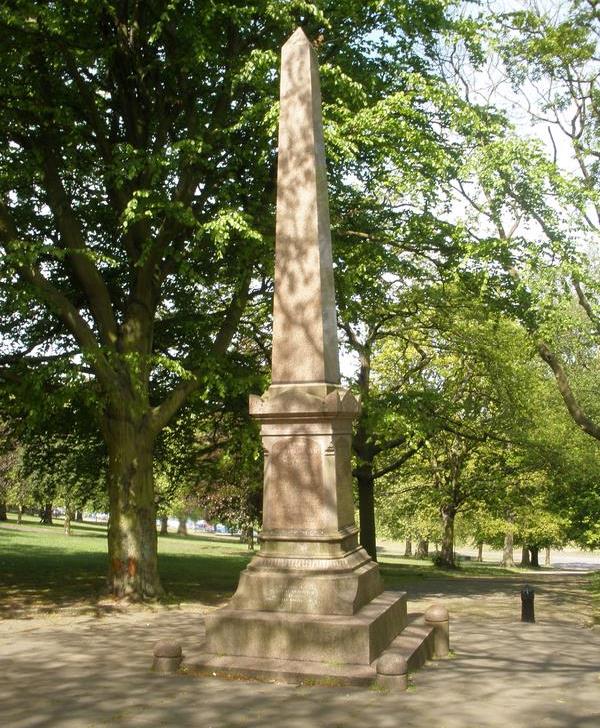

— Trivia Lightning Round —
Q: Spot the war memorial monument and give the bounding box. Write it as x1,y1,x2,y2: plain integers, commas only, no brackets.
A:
188,28,449,688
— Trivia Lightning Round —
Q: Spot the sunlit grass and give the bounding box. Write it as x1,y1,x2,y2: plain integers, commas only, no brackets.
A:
1,513,595,619
0,513,251,617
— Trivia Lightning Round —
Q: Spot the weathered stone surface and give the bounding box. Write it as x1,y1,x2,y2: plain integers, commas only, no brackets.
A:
377,652,408,676
376,652,409,691
215,28,381,624
228,554,382,615
152,656,182,674
424,604,449,623
425,604,450,658
153,640,182,658
152,640,183,674
271,27,339,386
188,652,376,686
187,613,436,687
205,592,407,666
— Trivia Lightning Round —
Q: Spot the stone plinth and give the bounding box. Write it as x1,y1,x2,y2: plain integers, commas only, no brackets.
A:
187,613,436,687
205,592,407,665
223,385,382,618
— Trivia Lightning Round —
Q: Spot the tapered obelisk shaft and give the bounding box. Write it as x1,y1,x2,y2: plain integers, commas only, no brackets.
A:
271,27,340,385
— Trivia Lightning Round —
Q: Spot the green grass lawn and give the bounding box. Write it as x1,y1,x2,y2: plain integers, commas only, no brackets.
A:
1,513,596,619
0,514,252,617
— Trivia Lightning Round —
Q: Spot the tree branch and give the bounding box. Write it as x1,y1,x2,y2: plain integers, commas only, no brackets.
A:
0,201,115,390
536,339,600,441
573,277,600,337
148,263,254,434
372,441,425,480
39,143,118,347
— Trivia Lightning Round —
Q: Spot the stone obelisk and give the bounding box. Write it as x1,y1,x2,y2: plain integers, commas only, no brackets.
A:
202,28,419,680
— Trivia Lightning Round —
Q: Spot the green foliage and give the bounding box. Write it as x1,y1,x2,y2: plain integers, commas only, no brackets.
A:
371,285,599,554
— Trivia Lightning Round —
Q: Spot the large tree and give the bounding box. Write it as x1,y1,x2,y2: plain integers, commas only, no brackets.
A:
446,0,600,442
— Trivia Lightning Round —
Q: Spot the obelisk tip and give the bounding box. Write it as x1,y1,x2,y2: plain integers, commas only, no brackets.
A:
284,27,311,47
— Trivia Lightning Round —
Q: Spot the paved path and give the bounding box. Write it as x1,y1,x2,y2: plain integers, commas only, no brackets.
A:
1,572,599,728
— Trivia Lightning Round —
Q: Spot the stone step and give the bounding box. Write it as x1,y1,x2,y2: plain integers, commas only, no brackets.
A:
204,591,407,665
386,617,435,671
185,652,376,687
185,610,436,688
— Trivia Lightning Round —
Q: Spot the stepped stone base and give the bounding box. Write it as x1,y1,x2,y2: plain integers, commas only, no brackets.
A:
187,613,434,687
205,591,407,666
228,546,383,616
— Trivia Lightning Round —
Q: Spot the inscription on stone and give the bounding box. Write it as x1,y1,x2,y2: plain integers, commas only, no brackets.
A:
264,437,324,530
264,582,321,611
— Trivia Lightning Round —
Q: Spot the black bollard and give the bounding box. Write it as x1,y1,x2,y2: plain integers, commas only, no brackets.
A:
521,584,535,623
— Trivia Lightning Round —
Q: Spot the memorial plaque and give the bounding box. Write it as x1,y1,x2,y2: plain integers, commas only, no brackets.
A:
264,437,324,530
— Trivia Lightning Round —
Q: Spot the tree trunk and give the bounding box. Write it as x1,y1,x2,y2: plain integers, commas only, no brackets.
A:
439,505,456,568
404,538,412,557
0,501,7,521
75,510,83,522
545,547,551,566
177,517,188,536
502,530,515,567
17,504,23,524
477,542,483,562
159,516,168,536
356,465,377,561
64,509,73,536
530,545,540,568
415,539,429,559
104,411,162,600
245,526,254,551
39,502,53,525
521,545,530,567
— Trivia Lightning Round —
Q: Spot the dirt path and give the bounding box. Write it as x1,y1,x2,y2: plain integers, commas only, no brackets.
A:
1,571,598,728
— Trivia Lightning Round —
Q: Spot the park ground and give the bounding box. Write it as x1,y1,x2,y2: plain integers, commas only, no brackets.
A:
1,517,599,728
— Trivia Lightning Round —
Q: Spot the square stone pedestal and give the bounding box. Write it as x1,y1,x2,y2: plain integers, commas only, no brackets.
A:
187,606,435,687
205,591,406,666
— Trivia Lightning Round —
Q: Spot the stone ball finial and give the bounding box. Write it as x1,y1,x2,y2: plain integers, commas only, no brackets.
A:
425,604,450,659
153,640,183,673
153,640,182,658
377,652,408,676
425,604,449,623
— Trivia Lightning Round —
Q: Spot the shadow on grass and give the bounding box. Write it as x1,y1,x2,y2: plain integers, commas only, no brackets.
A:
0,533,252,618
0,519,108,539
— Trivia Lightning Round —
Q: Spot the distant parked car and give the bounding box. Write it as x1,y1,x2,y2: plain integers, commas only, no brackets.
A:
90,512,109,523
215,523,230,534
